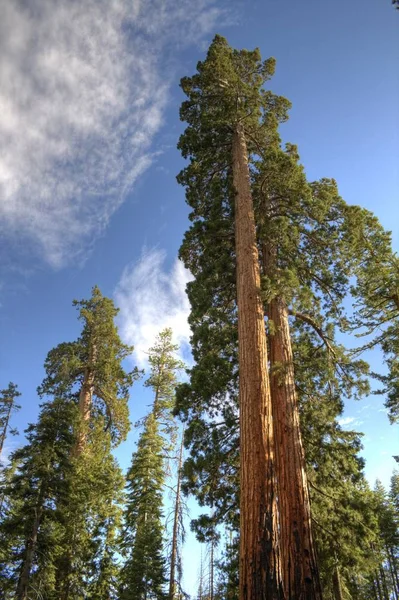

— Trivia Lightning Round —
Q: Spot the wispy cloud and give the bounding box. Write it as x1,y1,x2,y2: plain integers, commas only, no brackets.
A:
0,0,227,267
337,416,356,427
114,247,192,367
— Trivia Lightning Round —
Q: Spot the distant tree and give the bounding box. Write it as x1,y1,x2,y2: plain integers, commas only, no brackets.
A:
122,329,183,600
0,382,21,459
0,287,137,599
120,413,167,600
38,285,138,452
0,398,76,600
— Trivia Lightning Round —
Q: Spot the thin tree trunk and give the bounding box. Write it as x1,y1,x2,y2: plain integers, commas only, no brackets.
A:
268,295,322,600
169,435,184,600
372,578,380,600
16,500,43,600
376,571,383,600
388,546,399,599
232,124,283,600
210,532,215,600
380,566,390,600
332,565,344,600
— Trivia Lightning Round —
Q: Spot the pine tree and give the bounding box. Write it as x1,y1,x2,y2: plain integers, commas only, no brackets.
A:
168,433,186,600
122,329,182,600
0,287,136,599
349,223,399,423
0,398,76,600
0,383,21,459
144,328,183,450
120,413,167,600
38,285,138,451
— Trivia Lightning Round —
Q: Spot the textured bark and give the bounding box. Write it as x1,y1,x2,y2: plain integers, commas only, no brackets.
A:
74,344,97,455
233,124,283,600
268,296,322,600
169,436,183,600
16,500,43,600
332,565,343,600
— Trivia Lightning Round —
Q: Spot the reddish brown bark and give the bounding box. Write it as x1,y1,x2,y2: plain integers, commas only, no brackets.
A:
268,295,322,600
233,124,283,600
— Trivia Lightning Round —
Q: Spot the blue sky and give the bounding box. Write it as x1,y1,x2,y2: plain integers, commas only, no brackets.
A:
0,0,398,594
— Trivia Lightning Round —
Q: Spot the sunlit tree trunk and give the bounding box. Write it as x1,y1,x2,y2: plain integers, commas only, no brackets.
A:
268,295,322,599
233,124,283,600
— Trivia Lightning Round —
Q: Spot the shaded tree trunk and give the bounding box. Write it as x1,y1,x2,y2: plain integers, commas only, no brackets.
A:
169,435,184,600
332,565,343,600
209,530,215,600
376,571,383,600
387,546,399,600
268,295,322,600
380,566,390,600
372,578,379,600
232,124,283,600
16,497,43,600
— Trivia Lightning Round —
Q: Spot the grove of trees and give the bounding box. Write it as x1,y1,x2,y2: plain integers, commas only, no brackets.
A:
0,36,397,600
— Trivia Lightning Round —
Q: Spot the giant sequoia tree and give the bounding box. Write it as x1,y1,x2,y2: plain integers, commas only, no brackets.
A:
178,35,291,599
176,35,394,600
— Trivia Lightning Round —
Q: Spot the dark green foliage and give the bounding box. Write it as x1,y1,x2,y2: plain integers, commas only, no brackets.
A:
121,329,183,600
144,328,183,450
38,285,139,445
0,288,135,599
0,383,21,460
120,413,167,600
351,245,399,423
176,35,399,599
0,398,77,598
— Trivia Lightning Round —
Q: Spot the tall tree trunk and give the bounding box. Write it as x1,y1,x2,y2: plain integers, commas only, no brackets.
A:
169,435,184,600
372,578,380,600
268,295,322,600
380,566,390,600
388,546,399,600
209,531,215,600
16,500,43,600
74,344,97,455
332,565,344,600
232,124,283,600
375,571,383,600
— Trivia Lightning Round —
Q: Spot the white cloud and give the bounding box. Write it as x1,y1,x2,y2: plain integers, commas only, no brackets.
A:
114,247,192,367
0,0,227,267
337,416,356,427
